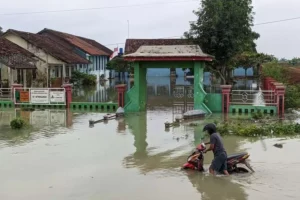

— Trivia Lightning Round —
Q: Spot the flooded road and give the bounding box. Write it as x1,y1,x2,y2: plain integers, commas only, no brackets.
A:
0,109,299,200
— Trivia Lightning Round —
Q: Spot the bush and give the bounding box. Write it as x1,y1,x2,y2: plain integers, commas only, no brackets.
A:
216,120,300,137
70,71,97,86
252,111,264,120
262,62,288,83
10,118,26,129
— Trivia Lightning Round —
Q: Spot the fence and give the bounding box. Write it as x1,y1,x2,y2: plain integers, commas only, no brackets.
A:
204,85,222,93
230,90,276,105
0,88,12,100
14,88,66,105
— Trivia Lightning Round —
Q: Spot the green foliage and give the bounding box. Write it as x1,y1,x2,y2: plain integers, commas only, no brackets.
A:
288,57,300,66
106,56,131,72
285,85,300,109
184,0,259,83
70,71,96,86
216,121,300,137
10,118,26,129
251,111,264,120
230,52,277,69
262,62,288,83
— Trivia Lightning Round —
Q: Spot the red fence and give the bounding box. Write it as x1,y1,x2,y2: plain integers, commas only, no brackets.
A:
221,77,286,117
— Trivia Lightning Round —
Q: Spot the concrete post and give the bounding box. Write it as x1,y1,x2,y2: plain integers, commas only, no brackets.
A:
221,85,232,114
11,83,23,104
275,85,285,118
115,84,127,108
193,61,211,113
62,84,72,108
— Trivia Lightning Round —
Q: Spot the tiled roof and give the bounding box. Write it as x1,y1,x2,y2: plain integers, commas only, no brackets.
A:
125,39,192,54
4,29,90,64
0,37,37,69
38,29,112,56
78,36,113,55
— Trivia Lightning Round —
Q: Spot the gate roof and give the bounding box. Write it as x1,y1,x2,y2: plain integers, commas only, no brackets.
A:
123,45,213,61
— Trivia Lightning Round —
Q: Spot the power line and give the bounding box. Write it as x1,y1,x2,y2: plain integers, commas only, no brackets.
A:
104,16,300,46
0,0,198,16
254,16,300,26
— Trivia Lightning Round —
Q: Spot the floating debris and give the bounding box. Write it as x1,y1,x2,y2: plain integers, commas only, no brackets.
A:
183,109,206,120
116,107,125,118
188,123,200,127
273,143,283,148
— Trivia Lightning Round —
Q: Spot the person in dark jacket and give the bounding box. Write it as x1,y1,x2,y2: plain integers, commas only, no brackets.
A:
203,123,229,176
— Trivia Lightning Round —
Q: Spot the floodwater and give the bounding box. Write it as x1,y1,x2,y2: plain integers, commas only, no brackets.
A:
0,109,299,200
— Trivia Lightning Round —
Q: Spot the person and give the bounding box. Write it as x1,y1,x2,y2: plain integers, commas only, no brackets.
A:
202,123,229,176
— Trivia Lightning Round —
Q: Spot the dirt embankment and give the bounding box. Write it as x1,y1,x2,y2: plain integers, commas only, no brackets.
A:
286,67,300,84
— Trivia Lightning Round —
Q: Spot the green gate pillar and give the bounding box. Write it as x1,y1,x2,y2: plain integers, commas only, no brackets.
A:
124,62,147,112
193,61,212,114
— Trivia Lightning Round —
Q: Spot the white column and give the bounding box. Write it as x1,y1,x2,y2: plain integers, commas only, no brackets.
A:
10,68,14,86
46,64,49,87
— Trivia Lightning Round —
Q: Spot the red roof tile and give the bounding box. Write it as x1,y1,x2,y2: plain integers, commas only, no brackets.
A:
0,37,37,69
4,29,90,64
39,29,112,56
125,39,192,54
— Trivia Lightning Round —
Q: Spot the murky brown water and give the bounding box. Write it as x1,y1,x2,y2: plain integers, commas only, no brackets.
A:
0,109,299,200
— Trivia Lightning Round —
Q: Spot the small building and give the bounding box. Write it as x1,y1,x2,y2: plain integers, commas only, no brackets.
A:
2,29,90,87
38,29,113,80
0,37,37,88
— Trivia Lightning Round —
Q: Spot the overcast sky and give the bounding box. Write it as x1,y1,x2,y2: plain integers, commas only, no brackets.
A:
0,0,299,59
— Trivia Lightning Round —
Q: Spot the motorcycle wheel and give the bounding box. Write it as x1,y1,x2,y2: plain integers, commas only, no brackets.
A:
235,167,249,174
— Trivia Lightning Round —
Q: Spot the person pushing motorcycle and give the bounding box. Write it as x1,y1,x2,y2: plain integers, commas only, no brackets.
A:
202,123,229,176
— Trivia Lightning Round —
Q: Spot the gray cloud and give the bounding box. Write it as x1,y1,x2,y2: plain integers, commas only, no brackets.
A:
0,0,299,59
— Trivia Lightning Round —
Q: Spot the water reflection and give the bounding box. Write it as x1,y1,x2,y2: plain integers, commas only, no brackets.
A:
121,111,250,199
72,80,117,103
0,109,74,147
187,171,248,200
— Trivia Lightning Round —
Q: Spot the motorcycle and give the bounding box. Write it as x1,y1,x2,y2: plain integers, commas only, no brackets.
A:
182,143,255,174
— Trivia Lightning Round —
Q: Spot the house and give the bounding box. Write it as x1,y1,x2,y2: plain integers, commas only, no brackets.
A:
0,37,37,88
2,29,90,87
124,39,192,77
38,29,113,80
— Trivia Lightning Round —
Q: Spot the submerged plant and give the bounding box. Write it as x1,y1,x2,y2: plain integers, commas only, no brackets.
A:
10,118,26,129
215,120,300,137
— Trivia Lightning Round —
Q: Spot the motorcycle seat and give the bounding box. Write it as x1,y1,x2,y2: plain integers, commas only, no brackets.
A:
227,152,248,160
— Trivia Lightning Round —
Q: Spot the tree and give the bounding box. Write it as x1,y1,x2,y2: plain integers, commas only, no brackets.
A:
0,26,3,35
184,0,260,84
229,52,276,76
106,56,132,73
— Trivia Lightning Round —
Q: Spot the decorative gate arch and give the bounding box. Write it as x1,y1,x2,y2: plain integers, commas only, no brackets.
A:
123,45,213,113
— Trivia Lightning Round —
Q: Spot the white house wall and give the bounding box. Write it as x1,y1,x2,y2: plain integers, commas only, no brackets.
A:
89,56,110,80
